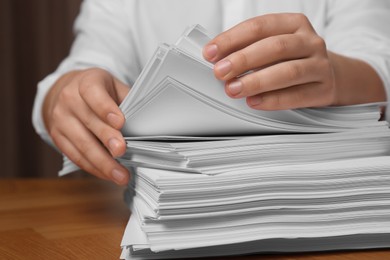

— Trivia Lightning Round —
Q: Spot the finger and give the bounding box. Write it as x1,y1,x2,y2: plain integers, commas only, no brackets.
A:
247,82,335,111
214,34,311,81
50,128,110,181
225,58,330,98
78,69,129,130
59,116,130,185
71,101,126,158
203,13,314,62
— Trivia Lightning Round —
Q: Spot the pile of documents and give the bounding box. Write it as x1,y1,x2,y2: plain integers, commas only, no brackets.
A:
119,132,390,259
117,25,390,259
57,25,390,259
120,156,390,259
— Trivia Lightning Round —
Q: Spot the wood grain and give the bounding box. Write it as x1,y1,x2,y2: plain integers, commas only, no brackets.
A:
0,178,128,260
0,178,389,260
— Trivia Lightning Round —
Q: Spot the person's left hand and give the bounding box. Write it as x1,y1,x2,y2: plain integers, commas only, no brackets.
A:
203,13,337,110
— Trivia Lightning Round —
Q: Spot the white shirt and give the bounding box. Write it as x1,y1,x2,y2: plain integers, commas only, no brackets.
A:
33,0,390,144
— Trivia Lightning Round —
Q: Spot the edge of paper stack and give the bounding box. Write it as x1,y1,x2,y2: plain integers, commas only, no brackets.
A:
117,25,390,259
60,24,390,259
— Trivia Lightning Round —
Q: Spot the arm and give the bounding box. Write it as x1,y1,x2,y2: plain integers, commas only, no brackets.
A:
328,52,386,106
33,0,138,185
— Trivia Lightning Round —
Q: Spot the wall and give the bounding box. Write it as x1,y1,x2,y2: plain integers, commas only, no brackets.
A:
0,0,82,177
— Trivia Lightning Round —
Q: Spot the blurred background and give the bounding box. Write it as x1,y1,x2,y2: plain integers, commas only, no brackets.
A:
0,0,82,178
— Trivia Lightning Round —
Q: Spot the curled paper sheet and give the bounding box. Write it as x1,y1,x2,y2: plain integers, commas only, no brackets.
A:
119,24,387,137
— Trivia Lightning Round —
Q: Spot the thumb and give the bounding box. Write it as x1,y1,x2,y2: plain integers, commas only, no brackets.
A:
113,77,131,104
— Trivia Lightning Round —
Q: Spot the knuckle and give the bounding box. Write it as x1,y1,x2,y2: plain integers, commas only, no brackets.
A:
216,33,233,53
78,140,94,155
96,101,113,120
83,68,109,80
78,81,93,97
78,68,111,96
253,77,264,94
255,93,282,110
245,74,262,95
101,160,118,177
71,155,84,168
83,113,94,129
287,63,305,81
292,13,310,25
273,37,289,55
264,91,297,110
271,93,283,109
58,86,74,103
311,36,327,51
248,17,266,36
97,127,114,143
75,139,118,177
51,106,63,121
233,51,249,71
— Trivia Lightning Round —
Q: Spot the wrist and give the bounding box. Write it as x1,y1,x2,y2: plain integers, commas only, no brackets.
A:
328,51,386,106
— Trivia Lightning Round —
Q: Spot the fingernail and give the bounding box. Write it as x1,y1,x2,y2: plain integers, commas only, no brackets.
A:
203,44,218,61
249,96,262,107
228,81,243,96
215,60,232,78
112,169,127,185
108,138,121,156
107,113,122,129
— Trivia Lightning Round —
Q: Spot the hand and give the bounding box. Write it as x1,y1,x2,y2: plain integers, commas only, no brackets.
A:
43,68,131,185
203,13,385,110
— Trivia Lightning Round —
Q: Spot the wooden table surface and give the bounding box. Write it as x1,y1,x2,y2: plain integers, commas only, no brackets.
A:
0,178,389,260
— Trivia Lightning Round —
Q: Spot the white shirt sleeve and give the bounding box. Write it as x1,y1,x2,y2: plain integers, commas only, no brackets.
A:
325,0,390,120
32,0,139,146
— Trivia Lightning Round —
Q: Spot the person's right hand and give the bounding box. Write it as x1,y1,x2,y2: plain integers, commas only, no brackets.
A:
43,68,131,185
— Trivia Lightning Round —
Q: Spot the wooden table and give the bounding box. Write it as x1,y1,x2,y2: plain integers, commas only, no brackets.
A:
0,178,389,260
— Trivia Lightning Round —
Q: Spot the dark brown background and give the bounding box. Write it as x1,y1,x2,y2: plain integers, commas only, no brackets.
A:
0,0,83,178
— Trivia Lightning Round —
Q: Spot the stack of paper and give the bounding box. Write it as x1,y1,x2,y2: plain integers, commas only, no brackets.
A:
116,25,390,259
120,156,390,259
119,129,390,174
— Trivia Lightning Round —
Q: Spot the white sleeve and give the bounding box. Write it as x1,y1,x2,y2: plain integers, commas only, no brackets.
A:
325,0,390,121
32,0,139,146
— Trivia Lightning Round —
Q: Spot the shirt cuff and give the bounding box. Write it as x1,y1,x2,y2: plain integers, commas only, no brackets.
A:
32,73,62,148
